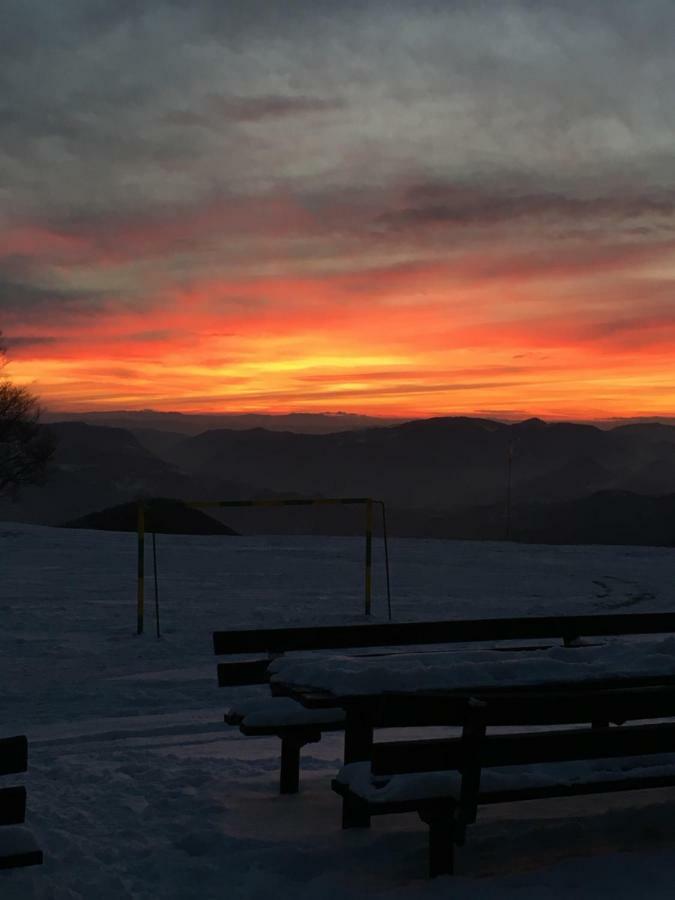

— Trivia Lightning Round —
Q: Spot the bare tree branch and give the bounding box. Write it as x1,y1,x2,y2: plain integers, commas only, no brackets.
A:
0,331,56,497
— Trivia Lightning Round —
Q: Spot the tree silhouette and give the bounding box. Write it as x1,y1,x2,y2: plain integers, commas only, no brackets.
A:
0,334,55,496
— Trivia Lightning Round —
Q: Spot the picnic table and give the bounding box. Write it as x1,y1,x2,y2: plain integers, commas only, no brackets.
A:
213,613,675,795
269,637,675,762
214,616,675,875
269,637,675,875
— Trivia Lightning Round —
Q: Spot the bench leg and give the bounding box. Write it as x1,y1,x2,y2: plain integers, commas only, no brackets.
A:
341,709,373,828
343,714,373,765
0,786,26,826
280,737,302,794
419,808,457,878
341,793,371,829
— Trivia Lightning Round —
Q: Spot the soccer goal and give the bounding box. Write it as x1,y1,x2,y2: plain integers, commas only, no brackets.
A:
135,496,391,635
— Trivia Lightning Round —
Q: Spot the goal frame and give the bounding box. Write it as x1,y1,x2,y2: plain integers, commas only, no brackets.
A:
136,496,378,634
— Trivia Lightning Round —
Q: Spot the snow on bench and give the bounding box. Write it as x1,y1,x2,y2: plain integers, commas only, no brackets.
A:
225,698,345,730
336,761,460,804
221,694,346,793
336,753,675,806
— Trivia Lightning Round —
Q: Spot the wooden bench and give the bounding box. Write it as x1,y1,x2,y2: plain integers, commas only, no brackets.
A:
214,612,675,795
0,735,43,870
332,685,675,877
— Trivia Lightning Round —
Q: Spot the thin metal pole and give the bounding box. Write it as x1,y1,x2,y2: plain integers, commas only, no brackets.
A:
379,501,392,621
365,498,373,616
152,531,161,639
137,502,145,635
505,443,513,541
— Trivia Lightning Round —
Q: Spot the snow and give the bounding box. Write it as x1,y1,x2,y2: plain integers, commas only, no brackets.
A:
226,698,345,729
270,638,675,697
3,522,675,897
336,762,461,803
0,826,42,859
337,755,675,805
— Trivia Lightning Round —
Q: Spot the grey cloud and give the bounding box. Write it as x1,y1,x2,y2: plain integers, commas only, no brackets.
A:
2,335,59,349
3,1,675,219
0,280,92,314
166,93,344,127
210,93,344,122
0,273,115,327
3,0,675,276
122,330,179,343
377,183,675,231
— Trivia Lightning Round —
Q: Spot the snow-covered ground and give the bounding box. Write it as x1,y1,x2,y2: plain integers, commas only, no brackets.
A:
3,522,675,898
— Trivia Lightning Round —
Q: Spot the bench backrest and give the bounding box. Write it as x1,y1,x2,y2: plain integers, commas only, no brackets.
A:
214,612,675,687
214,612,675,654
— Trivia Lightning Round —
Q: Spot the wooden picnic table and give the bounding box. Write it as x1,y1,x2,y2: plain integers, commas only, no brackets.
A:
269,637,675,763
214,614,675,800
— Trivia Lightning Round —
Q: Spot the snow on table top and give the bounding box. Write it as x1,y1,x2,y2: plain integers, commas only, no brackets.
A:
270,637,675,697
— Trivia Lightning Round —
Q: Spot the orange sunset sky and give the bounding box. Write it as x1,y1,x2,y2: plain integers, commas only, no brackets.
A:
3,1,675,420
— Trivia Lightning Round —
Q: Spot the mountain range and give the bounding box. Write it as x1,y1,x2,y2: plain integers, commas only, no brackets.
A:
3,414,675,545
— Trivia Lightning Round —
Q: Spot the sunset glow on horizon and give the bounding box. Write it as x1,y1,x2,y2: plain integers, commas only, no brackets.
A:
3,2,675,422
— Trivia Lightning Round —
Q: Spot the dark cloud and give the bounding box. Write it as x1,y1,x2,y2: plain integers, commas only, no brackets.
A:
0,279,96,317
376,183,675,231
0,270,122,329
166,93,344,127
122,330,180,344
2,335,59,349
210,93,344,121
4,0,675,227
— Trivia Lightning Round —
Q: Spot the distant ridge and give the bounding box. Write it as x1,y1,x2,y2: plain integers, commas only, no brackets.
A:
64,498,239,536
42,409,675,435
43,410,408,436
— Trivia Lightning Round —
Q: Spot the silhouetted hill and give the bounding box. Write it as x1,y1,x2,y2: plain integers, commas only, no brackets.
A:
65,498,239,535
518,456,613,503
513,491,675,546
128,428,187,458
388,490,675,547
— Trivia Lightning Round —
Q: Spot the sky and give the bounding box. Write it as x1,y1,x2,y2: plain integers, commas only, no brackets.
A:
2,0,675,419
